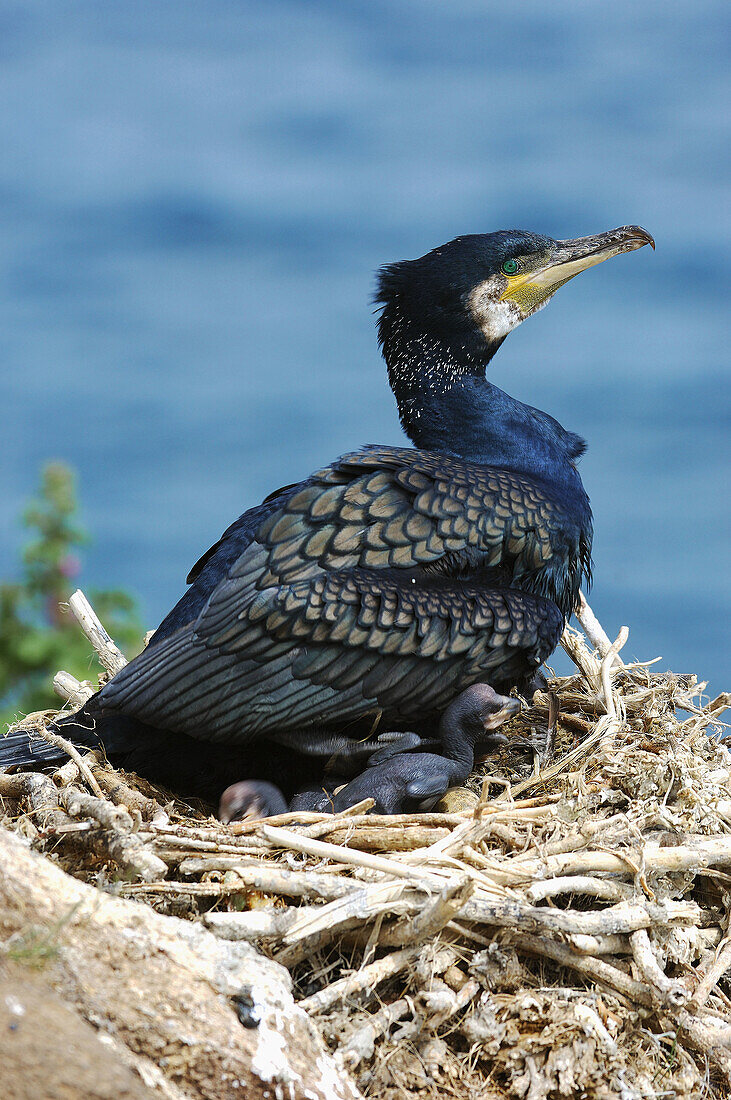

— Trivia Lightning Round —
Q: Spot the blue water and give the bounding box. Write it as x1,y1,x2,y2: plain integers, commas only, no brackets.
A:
1,1,729,689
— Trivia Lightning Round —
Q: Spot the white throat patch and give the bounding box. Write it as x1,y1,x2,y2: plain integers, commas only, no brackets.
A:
468,279,525,343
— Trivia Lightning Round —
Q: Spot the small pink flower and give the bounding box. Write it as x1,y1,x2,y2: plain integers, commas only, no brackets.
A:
59,554,81,579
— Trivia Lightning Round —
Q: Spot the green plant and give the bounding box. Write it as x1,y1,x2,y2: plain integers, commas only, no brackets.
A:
0,463,144,727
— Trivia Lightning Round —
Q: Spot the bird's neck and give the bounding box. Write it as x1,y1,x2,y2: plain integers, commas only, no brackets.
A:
384,328,587,489
437,721,476,778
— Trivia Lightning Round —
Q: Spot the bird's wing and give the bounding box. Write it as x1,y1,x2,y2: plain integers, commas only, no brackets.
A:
185,482,300,585
203,445,586,611
100,568,561,741
100,444,573,742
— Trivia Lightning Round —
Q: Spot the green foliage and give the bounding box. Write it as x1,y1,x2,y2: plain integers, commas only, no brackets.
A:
0,463,144,728
5,901,84,969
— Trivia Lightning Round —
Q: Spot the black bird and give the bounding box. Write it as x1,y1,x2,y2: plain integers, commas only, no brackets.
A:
1,225,653,813
330,683,520,814
262,683,520,817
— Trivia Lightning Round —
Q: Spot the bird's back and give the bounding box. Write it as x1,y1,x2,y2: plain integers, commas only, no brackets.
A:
96,445,576,744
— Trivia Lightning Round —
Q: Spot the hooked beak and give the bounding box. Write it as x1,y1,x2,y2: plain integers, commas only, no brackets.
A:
482,696,521,731
501,225,655,315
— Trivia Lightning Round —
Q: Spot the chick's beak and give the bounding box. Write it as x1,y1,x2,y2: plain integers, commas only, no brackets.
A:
501,224,654,314
482,696,521,731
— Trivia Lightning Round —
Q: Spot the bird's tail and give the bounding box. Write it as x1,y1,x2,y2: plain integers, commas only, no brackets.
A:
0,697,135,770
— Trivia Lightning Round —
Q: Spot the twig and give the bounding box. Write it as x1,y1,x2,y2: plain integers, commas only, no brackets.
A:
53,670,94,706
692,936,731,1008
336,998,411,1069
600,626,629,720
260,824,444,885
60,788,167,882
300,944,422,1015
67,588,128,676
570,933,630,956
308,825,450,851
0,771,69,831
82,755,165,820
511,929,654,1007
526,875,632,904
369,878,474,948
560,624,603,695
629,928,690,1007
575,592,624,667
203,908,299,940
177,858,360,900
496,836,731,885
462,897,697,939
34,728,105,798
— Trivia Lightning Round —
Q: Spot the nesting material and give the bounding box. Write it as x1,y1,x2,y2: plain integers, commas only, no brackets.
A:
2,592,730,1100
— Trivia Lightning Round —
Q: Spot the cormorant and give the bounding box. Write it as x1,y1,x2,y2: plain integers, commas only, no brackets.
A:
1,225,653,814
220,686,518,819
331,683,520,814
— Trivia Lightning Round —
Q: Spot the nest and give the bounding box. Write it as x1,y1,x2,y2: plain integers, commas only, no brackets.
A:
1,591,730,1100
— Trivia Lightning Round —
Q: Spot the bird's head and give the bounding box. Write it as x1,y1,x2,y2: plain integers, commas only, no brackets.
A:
441,682,522,754
376,225,654,366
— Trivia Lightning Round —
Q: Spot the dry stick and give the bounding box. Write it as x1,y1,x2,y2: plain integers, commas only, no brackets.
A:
53,757,83,787
310,811,462,831
177,858,360,900
337,998,411,1070
300,943,422,1015
672,1011,731,1089
67,588,128,676
124,880,288,900
570,1002,619,1054
278,879,418,951
0,771,69,831
461,897,697,939
338,977,481,1072
691,936,731,1008
488,836,731,886
600,626,629,719
60,788,167,882
149,834,272,858
204,908,300,940
82,754,165,821
53,670,94,706
366,878,474,949
596,627,629,756
629,928,690,1008
260,824,445,885
513,909,731,1085
267,804,550,843
312,825,450,851
32,727,105,798
575,592,625,667
707,692,731,718
508,812,630,865
570,933,631,956
422,975,481,1024
560,625,603,695
526,875,633,904
512,929,654,1007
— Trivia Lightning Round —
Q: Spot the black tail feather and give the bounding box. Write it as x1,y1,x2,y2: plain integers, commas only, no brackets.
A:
1,701,105,770
0,697,154,773
2,701,327,807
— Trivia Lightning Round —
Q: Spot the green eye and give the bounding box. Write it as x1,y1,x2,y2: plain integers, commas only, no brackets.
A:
501,259,518,276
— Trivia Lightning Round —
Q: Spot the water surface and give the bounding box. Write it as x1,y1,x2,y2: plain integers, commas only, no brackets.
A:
1,1,728,687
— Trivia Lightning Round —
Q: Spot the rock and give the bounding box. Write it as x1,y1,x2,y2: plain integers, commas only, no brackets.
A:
0,828,362,1100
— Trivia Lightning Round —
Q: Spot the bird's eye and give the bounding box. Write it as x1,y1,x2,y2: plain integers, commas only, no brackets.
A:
501,259,518,276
